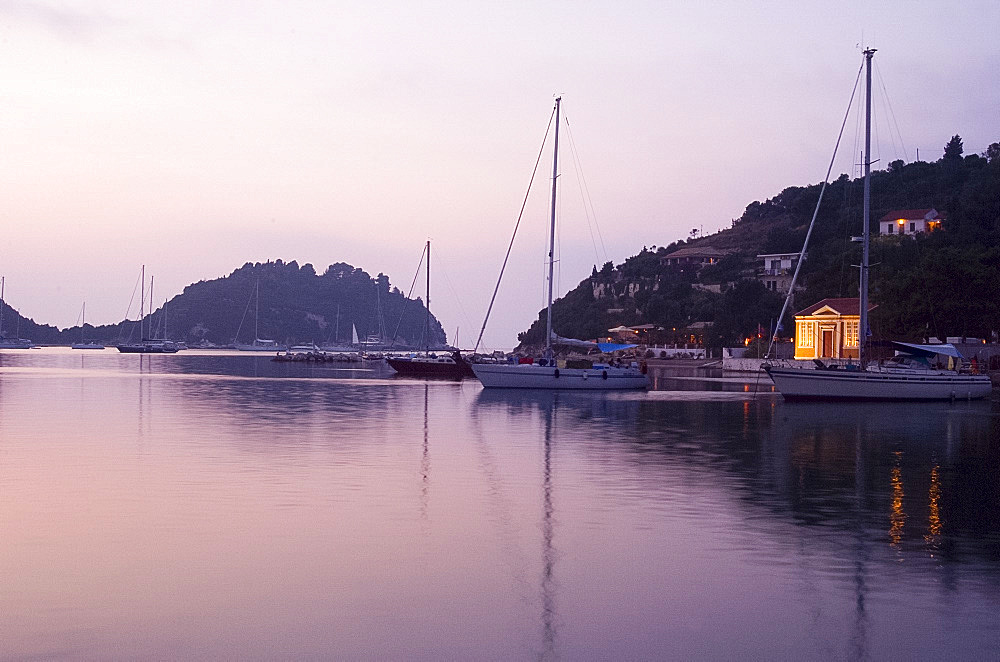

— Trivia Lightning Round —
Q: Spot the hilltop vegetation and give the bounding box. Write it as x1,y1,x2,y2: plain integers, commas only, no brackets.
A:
519,136,1000,348
7,260,446,347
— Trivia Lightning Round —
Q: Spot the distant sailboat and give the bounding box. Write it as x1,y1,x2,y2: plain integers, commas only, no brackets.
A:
235,280,286,352
71,302,104,349
117,266,179,353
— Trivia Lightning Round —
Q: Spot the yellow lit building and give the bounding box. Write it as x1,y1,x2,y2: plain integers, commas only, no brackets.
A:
793,298,876,360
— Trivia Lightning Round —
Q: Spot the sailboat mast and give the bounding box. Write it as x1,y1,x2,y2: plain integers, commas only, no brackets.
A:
0,276,5,338
545,96,561,360
140,265,145,340
150,276,155,339
425,239,431,353
859,48,875,365
254,280,259,342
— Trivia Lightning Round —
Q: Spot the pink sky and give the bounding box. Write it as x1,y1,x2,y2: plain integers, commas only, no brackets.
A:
1,1,997,348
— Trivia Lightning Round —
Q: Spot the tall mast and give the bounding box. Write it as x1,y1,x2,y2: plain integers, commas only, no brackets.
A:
859,49,875,365
545,96,561,360
150,275,155,339
425,239,431,353
254,280,259,342
0,276,5,338
140,265,145,340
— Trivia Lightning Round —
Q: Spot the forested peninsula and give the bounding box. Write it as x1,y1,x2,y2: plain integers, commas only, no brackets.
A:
3,260,446,348
518,136,1000,350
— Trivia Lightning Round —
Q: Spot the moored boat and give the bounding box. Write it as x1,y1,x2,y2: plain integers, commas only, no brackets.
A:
763,50,991,401
470,97,648,390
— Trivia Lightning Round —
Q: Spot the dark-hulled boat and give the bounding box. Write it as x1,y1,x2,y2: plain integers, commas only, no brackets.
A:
385,240,475,379
387,351,475,379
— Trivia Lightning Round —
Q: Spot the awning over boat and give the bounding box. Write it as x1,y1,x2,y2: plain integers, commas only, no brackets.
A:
598,342,638,353
892,341,964,359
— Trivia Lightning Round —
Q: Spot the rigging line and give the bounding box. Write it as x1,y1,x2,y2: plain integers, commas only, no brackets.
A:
437,259,478,348
117,268,143,343
563,115,607,265
874,61,908,162
875,78,900,164
233,281,255,344
473,104,557,355
388,243,428,348
767,57,864,358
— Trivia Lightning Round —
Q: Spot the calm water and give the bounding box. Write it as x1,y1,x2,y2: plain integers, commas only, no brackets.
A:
2,349,999,660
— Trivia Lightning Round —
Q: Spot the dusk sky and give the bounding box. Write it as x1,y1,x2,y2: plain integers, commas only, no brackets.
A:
2,1,997,348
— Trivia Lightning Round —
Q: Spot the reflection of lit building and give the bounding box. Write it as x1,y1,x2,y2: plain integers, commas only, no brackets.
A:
793,298,876,360
890,452,905,546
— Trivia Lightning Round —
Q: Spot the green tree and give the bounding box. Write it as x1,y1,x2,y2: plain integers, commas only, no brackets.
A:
943,135,964,160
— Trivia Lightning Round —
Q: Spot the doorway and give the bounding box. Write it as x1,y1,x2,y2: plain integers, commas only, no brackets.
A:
821,329,834,358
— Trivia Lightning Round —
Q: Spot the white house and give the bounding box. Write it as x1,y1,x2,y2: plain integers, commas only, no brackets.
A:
878,208,944,236
757,252,804,293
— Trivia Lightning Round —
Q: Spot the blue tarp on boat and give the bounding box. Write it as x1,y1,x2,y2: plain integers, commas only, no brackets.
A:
598,342,638,353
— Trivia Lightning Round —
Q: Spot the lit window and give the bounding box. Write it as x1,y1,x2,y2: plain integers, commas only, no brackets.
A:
798,321,814,348
844,321,859,348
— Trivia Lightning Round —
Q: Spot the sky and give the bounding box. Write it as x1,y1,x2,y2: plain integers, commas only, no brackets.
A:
1,1,998,349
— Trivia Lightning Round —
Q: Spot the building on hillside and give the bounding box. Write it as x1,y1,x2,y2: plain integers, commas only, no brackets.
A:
793,298,876,360
757,252,805,293
659,246,727,270
878,208,944,236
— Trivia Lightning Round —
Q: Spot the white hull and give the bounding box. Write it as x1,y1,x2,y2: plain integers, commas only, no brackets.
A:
765,366,992,401
472,363,649,390
0,339,35,349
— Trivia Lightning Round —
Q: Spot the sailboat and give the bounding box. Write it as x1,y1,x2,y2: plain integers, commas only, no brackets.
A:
71,302,104,349
116,266,179,353
471,98,648,390
764,50,991,401
320,305,362,357
386,240,475,378
234,280,286,352
0,277,35,349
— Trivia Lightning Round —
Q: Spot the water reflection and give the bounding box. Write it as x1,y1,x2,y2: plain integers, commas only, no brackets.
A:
1,350,999,658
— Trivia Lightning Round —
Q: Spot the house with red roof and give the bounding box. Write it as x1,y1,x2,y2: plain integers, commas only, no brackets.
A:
878,208,944,236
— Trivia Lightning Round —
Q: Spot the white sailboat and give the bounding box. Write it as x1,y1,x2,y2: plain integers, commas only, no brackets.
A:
764,49,991,401
234,280,286,352
71,302,104,349
471,97,648,390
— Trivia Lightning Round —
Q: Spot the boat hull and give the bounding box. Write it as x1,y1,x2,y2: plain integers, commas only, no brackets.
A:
71,343,105,350
765,366,993,401
387,356,475,378
116,343,179,354
472,363,649,390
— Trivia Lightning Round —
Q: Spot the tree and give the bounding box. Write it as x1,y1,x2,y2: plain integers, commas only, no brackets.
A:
943,135,964,160
985,142,1000,164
